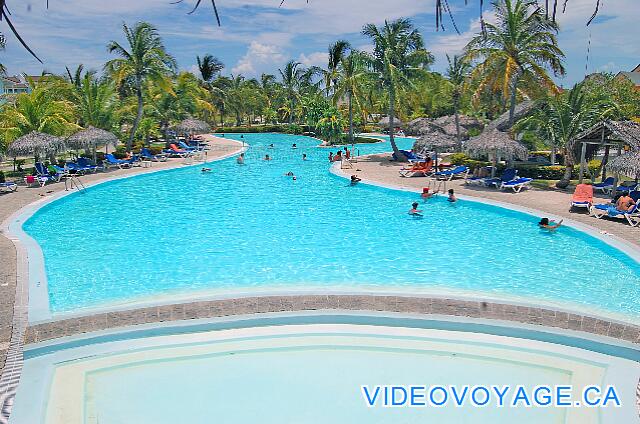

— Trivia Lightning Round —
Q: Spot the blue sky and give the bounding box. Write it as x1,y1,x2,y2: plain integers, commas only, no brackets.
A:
1,0,639,86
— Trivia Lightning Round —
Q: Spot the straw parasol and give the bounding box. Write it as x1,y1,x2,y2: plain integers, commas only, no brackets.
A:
377,116,404,127
441,122,469,139
606,151,640,179
465,129,528,177
174,118,211,134
7,131,65,159
414,131,457,169
67,126,119,162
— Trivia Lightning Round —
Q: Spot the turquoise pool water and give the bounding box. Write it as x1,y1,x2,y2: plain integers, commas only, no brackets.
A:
23,133,640,317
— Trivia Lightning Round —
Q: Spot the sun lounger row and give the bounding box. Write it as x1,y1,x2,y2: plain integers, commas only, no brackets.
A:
466,168,533,192
571,184,640,226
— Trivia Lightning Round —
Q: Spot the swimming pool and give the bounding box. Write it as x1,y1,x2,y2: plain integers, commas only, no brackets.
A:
22,133,640,320
12,318,640,424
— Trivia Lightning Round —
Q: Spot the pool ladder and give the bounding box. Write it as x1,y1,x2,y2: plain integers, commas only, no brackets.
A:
65,175,86,193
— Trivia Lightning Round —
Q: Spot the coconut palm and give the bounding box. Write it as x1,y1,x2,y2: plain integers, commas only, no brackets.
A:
105,22,176,150
68,72,117,130
446,54,471,149
517,82,614,189
333,51,369,144
279,61,304,124
465,0,566,126
197,54,224,84
362,18,429,157
0,85,78,144
325,40,350,95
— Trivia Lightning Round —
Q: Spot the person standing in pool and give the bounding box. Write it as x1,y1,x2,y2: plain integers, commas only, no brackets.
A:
350,175,361,185
539,218,563,231
328,152,333,162
292,143,297,149
302,154,307,161
237,153,245,165
447,189,457,203
264,154,271,161
409,202,423,217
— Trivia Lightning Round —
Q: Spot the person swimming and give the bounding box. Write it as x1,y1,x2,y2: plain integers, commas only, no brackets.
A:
409,202,423,217
292,143,297,149
350,175,361,185
421,187,438,200
264,154,271,161
269,143,274,148
302,154,307,160
285,171,294,176
447,189,457,203
539,217,563,231
328,152,334,162
236,153,245,164
201,167,212,173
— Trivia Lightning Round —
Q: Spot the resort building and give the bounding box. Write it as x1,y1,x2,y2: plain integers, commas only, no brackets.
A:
0,75,37,104
616,64,640,89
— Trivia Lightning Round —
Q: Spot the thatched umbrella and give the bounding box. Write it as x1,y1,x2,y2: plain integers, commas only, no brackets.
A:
377,116,404,127
442,122,469,139
7,131,65,160
415,131,457,169
465,129,528,177
404,117,441,136
67,126,119,162
607,151,640,180
174,118,211,135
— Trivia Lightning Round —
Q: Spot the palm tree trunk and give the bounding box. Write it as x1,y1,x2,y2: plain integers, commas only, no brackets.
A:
289,98,294,124
128,82,144,151
453,94,461,151
600,145,610,181
388,84,403,160
507,69,522,127
348,90,354,144
557,147,574,189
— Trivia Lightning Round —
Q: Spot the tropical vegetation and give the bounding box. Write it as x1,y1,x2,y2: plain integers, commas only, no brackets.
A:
0,0,637,183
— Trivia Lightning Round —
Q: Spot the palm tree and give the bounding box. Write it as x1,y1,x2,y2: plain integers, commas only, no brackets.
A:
73,73,117,130
197,54,224,84
325,40,350,95
517,83,613,189
105,22,176,150
446,54,471,149
465,0,565,126
362,18,428,157
279,61,304,124
0,85,78,143
333,51,369,145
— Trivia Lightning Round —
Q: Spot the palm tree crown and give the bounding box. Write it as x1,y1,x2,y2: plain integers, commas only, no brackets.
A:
465,0,566,124
197,54,224,83
105,22,176,149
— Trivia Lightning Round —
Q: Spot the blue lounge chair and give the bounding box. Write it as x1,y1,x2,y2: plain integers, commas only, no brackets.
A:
104,153,133,169
434,166,468,181
392,150,424,162
140,148,167,162
591,197,640,227
35,162,61,185
179,141,204,151
593,177,615,194
482,168,518,188
77,157,100,173
500,177,533,193
0,181,17,192
615,181,638,194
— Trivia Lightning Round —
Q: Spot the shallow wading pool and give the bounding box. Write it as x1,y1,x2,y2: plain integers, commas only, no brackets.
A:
11,316,640,424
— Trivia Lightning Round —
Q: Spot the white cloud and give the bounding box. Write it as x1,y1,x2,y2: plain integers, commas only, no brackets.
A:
297,51,327,68
232,41,286,75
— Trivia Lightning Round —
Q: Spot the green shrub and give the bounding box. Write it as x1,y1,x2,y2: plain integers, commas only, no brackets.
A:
467,127,481,137
213,124,294,134
0,171,5,183
447,153,470,165
283,124,303,134
514,165,567,179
